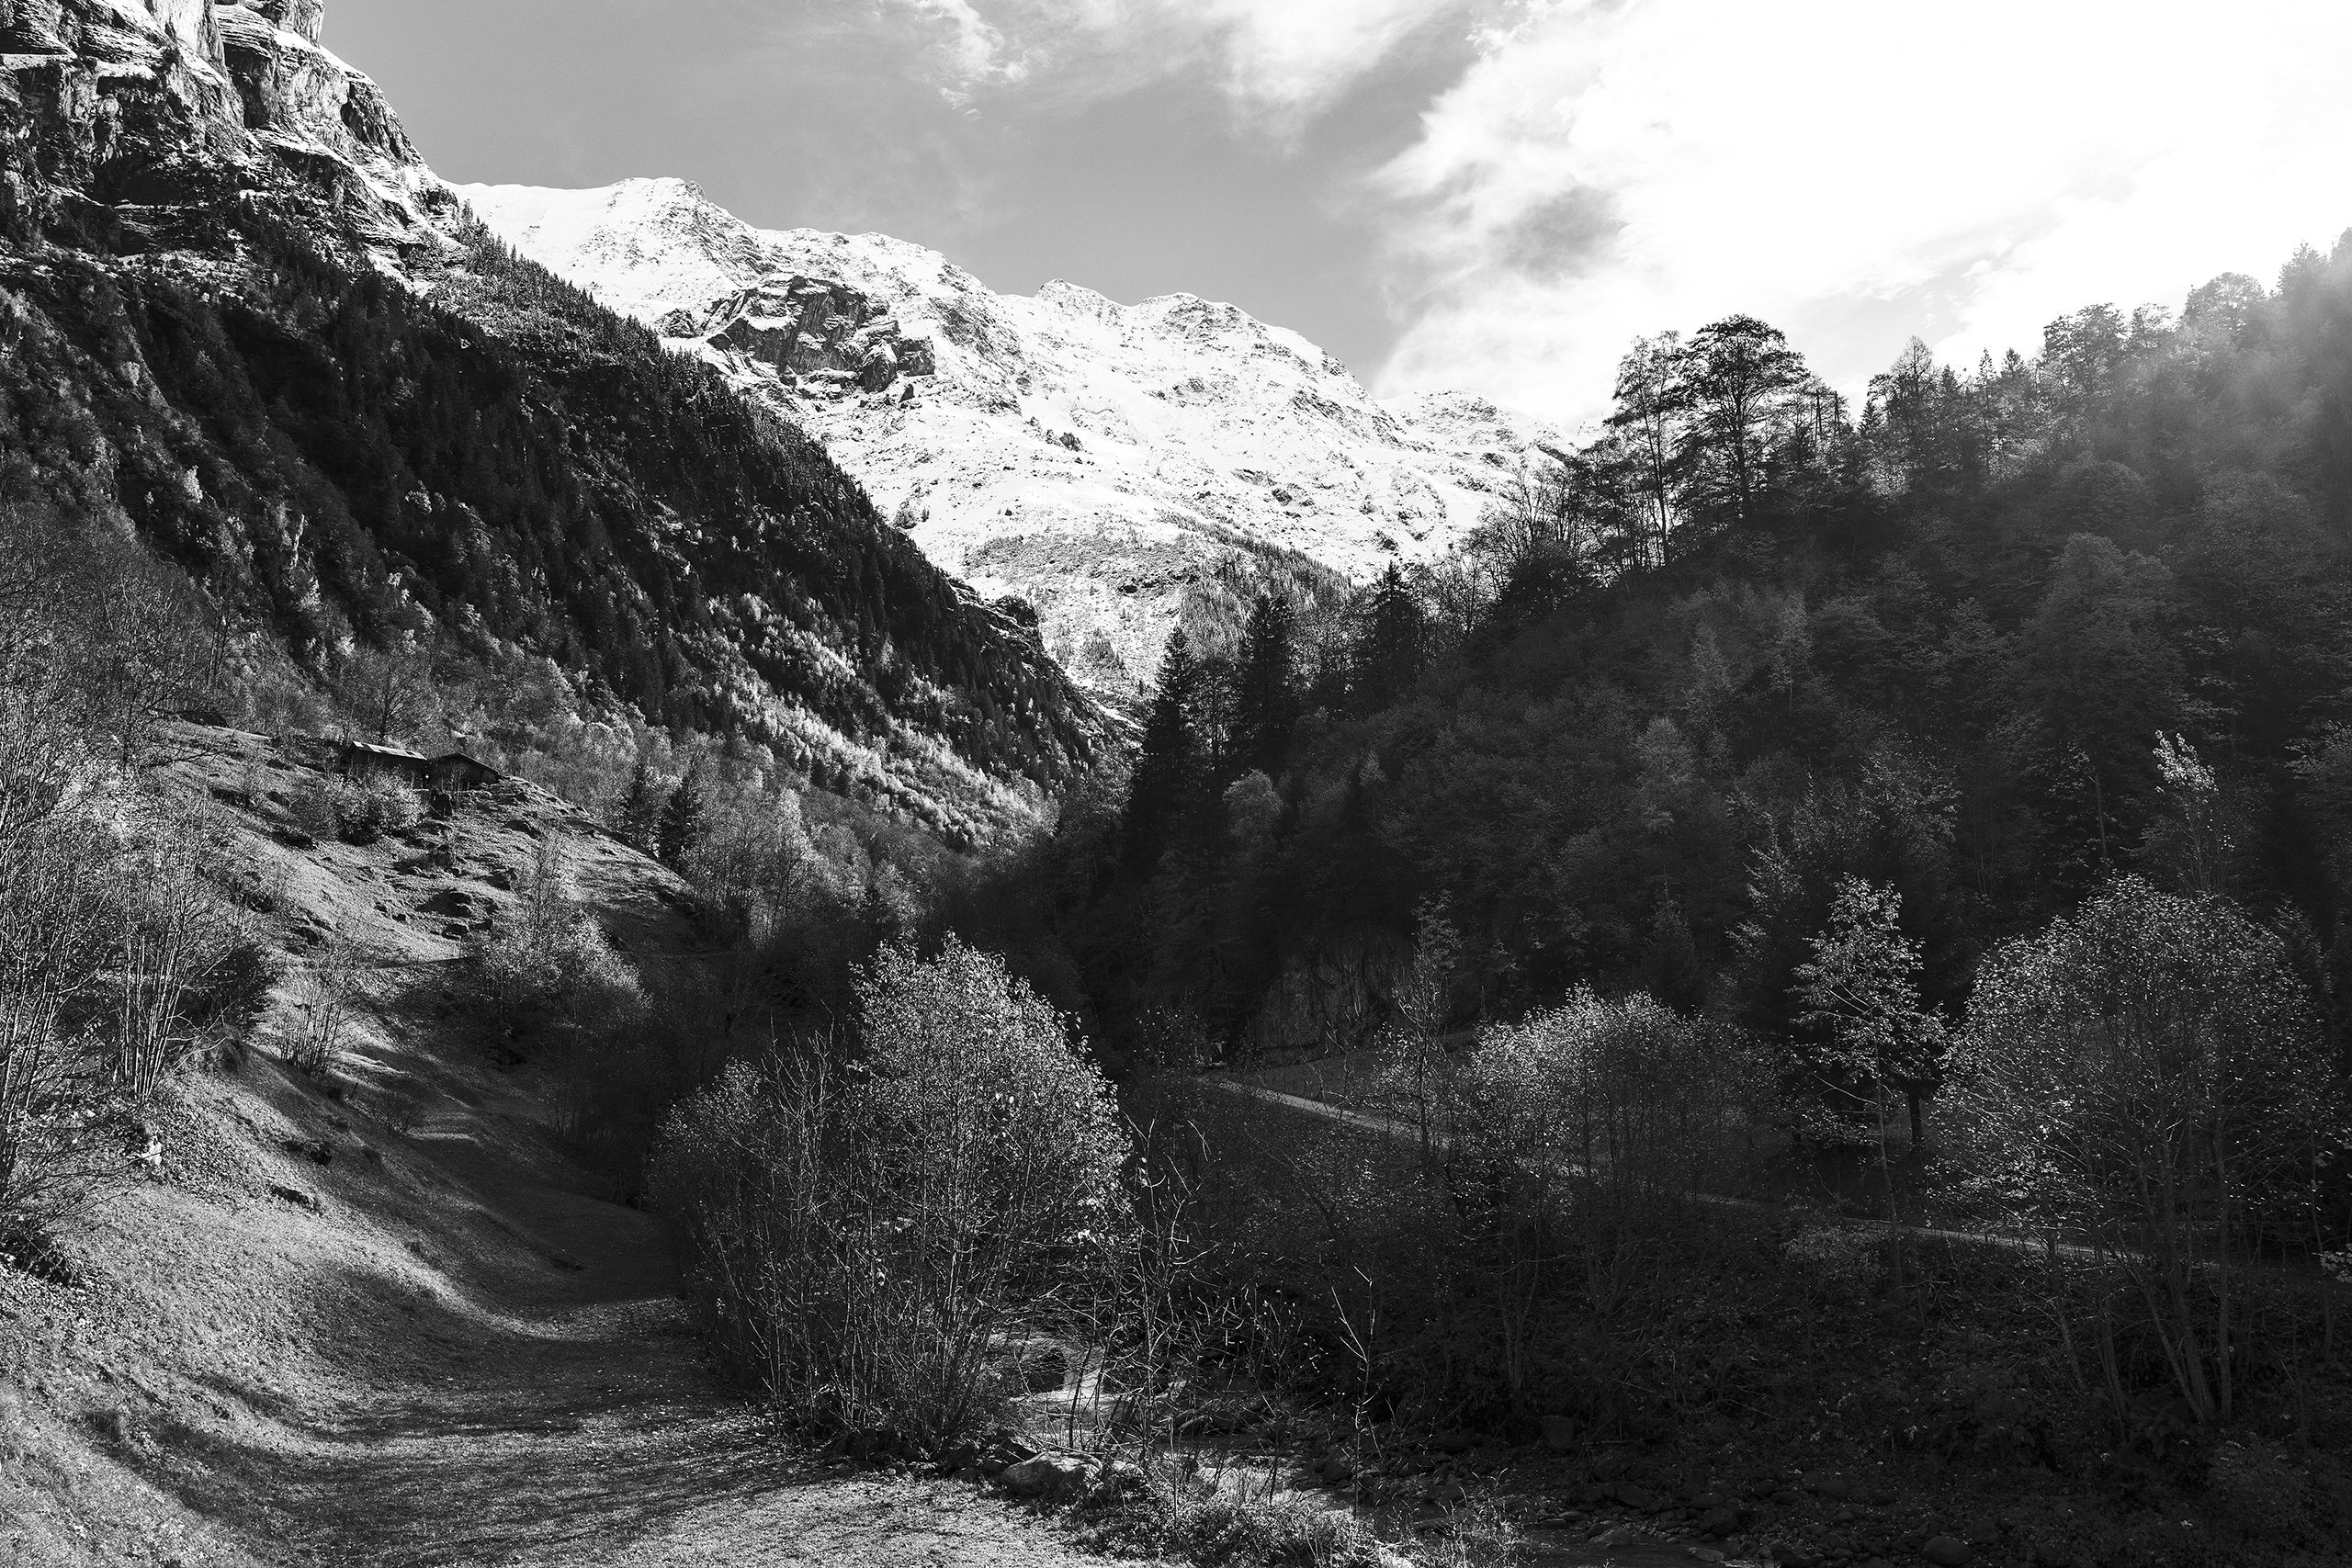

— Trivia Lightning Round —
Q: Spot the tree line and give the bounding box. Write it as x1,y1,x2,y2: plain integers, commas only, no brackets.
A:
955,230,2352,1115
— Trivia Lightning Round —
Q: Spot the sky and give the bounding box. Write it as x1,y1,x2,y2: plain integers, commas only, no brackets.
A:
334,0,2352,431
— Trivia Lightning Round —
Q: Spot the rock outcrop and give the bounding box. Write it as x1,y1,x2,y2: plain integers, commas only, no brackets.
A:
665,274,938,398
0,0,446,255
457,177,1562,692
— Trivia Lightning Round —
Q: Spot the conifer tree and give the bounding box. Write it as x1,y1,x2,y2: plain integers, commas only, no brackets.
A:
1125,628,1202,874
1352,565,1426,711
657,762,708,869
615,760,665,850
1228,593,1298,780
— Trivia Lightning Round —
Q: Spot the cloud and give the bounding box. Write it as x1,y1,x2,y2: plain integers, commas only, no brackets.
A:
1366,0,2352,426
873,0,1477,124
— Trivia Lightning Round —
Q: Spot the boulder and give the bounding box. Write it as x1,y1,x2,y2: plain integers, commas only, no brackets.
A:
1922,1537,1975,1567
1001,1453,1089,1497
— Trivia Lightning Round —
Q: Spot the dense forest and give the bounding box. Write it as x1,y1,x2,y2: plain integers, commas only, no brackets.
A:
0,210,1100,844
955,231,2352,1084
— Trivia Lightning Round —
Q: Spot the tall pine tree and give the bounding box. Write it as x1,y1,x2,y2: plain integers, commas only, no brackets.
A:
1125,628,1203,875
1352,565,1426,712
657,761,708,869
1228,593,1298,781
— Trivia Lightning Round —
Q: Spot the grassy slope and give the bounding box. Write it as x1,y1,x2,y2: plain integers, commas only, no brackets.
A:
0,726,1104,1567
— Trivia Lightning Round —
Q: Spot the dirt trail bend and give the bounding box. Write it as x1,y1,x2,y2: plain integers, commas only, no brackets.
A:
212,1126,1110,1568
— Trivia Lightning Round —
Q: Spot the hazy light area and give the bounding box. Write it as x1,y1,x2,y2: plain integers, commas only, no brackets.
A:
335,0,2352,427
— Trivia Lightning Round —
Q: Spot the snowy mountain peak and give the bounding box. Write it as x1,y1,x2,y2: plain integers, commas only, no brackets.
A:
458,176,1559,691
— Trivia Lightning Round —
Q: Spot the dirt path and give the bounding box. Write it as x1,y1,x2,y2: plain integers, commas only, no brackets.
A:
164,1119,1113,1568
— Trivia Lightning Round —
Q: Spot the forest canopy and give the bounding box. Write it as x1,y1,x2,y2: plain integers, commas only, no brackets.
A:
955,230,2352,1083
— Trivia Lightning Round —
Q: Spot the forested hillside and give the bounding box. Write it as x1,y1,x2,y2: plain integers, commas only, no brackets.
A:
0,5,1102,846
962,233,2352,1063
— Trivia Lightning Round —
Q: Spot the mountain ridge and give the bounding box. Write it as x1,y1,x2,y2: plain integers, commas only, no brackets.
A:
455,175,1561,690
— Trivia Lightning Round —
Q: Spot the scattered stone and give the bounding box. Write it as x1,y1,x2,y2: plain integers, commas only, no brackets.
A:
1001,1452,1089,1496
1922,1536,1975,1567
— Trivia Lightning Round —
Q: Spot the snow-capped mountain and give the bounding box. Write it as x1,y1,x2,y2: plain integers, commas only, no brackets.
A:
455,177,1561,690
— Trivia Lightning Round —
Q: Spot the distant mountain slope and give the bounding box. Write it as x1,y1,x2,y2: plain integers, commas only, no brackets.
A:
457,177,1562,689
0,3,1101,840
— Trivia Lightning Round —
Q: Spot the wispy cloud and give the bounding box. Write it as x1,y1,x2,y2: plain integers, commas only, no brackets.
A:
1365,0,2352,423
873,0,1476,123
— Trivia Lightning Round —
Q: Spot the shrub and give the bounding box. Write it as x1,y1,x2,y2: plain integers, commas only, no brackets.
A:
284,779,339,843
283,935,358,1077
181,934,281,1041
650,937,1127,1449
0,815,138,1228
331,772,420,845
470,841,642,1047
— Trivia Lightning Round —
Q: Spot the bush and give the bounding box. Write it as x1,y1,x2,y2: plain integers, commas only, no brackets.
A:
182,935,281,1040
470,841,643,1048
283,935,358,1077
283,779,338,844
331,773,421,845
650,937,1127,1450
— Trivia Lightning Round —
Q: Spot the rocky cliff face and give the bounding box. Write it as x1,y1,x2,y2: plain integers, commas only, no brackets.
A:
0,0,445,255
458,177,1563,692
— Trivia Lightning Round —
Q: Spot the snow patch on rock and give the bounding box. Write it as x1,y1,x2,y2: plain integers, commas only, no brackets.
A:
454,177,1561,691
